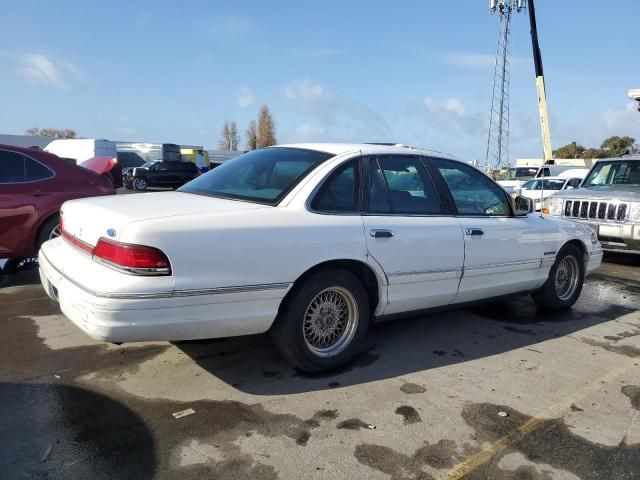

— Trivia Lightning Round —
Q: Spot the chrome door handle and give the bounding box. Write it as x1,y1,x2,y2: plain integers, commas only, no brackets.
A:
370,229,394,238
465,228,484,236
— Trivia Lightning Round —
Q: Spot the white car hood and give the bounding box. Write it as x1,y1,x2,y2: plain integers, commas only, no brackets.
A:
61,192,268,246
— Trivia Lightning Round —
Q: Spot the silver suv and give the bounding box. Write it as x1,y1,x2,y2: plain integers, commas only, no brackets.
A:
544,155,640,253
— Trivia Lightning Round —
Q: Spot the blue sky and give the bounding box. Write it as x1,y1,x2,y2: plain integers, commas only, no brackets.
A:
1,0,638,161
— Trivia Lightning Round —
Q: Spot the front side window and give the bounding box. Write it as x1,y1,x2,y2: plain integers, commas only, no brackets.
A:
367,156,441,214
180,147,332,204
311,161,357,212
0,150,26,183
433,158,511,216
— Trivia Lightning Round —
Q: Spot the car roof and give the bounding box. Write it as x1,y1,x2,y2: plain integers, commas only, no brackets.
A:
274,143,460,161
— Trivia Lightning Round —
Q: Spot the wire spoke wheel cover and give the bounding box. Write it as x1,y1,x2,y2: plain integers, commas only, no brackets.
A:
554,255,579,301
49,224,61,240
303,286,358,357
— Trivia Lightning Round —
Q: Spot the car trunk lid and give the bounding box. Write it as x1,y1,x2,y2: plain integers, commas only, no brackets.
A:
60,191,268,247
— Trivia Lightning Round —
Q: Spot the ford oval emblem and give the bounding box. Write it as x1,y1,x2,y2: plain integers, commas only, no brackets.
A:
106,228,116,238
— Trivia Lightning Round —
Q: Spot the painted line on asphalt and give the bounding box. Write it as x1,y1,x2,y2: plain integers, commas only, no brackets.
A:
443,315,640,480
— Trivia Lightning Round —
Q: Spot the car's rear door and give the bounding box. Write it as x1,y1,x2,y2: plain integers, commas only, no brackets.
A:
0,149,55,256
360,155,464,315
428,158,545,303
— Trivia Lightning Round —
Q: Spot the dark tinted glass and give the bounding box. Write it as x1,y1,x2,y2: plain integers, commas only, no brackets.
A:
24,157,53,181
180,148,331,203
117,151,145,168
433,158,511,216
157,162,171,171
162,144,182,161
0,150,26,183
369,156,441,214
311,162,357,212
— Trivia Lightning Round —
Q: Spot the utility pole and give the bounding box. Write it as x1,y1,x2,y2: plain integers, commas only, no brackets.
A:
528,0,553,163
485,0,525,174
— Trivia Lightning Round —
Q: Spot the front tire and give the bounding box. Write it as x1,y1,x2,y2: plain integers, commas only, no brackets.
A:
133,177,148,191
532,244,584,309
271,268,370,372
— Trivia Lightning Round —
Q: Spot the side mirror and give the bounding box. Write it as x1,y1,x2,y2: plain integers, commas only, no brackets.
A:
514,196,533,215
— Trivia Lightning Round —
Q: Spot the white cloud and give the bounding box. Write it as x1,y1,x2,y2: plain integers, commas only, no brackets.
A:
291,122,326,142
424,97,466,116
237,86,255,109
284,79,326,101
209,15,252,36
283,78,391,143
16,53,81,89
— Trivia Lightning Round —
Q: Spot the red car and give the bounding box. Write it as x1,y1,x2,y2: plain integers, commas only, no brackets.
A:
0,144,114,259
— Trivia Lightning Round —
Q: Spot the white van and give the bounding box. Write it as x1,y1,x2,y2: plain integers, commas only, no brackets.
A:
44,139,118,184
44,139,117,163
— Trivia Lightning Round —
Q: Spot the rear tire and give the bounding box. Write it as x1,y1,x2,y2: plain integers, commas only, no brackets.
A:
271,268,370,372
101,171,114,186
532,244,584,309
36,216,60,252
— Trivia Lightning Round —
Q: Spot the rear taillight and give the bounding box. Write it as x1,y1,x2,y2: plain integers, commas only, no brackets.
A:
93,238,171,275
61,224,171,276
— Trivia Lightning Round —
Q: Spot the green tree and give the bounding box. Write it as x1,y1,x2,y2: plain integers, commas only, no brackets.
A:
26,127,77,139
553,141,585,159
600,136,635,157
581,148,607,160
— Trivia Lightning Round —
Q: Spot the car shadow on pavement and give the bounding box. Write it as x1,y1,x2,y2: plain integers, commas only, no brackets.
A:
176,278,637,396
0,261,41,288
0,382,156,479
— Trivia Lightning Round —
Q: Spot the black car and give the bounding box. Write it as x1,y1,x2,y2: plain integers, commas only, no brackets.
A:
123,161,201,191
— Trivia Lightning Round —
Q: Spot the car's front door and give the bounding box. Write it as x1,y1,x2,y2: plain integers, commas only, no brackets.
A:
361,155,464,315
429,158,545,303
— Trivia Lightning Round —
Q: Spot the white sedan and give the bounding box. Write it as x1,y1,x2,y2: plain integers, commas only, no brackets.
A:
520,176,584,212
39,144,603,371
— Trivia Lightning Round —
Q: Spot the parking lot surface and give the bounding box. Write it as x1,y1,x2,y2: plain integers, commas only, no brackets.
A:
1,255,639,479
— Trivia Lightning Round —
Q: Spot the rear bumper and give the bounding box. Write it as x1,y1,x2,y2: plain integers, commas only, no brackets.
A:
38,245,289,343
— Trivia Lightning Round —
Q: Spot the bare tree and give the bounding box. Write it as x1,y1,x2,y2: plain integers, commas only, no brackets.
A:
218,121,240,151
246,120,258,151
26,127,77,139
256,106,276,148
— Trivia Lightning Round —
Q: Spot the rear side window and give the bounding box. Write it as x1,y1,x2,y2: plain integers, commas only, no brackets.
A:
432,158,511,216
311,161,358,212
25,157,53,181
0,151,53,183
367,156,441,214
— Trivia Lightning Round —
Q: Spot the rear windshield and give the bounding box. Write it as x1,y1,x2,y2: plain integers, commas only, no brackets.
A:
179,148,332,204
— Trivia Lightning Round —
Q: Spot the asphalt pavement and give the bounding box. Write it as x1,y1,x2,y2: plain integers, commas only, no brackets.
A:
1,254,639,479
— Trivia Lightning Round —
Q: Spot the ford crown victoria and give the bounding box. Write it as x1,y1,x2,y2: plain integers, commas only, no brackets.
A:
39,144,602,371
